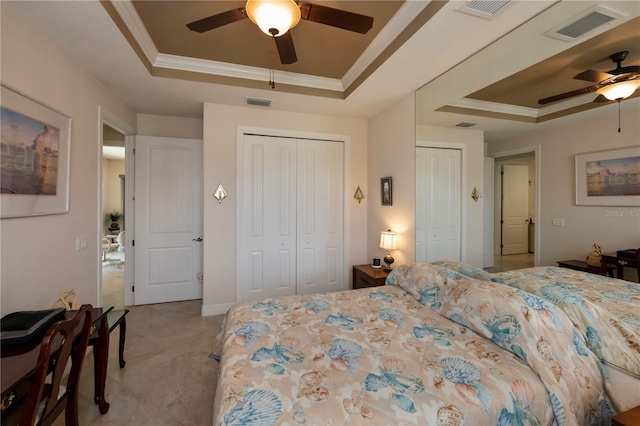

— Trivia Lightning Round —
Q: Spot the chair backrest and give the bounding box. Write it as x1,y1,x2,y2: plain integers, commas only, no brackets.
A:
19,304,92,426
117,232,125,252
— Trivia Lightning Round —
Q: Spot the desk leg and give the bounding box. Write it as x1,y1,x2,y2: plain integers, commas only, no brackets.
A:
119,316,127,368
92,316,110,414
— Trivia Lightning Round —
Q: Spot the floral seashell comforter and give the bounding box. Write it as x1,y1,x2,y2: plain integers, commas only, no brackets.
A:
213,263,613,425
434,261,640,378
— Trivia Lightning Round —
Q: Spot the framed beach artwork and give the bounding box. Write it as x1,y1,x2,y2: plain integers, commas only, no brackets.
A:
1,86,71,218
575,146,640,206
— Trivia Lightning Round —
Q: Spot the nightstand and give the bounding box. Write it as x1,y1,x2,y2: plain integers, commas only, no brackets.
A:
613,405,640,426
352,264,389,289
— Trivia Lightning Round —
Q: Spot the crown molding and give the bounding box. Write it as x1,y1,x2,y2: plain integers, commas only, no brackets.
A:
107,0,420,94
342,0,428,88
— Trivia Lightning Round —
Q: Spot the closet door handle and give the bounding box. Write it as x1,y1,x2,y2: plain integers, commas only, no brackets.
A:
192,237,203,242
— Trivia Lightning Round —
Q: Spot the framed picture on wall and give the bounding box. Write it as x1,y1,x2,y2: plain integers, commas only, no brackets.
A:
381,176,392,206
1,85,71,218
575,146,640,206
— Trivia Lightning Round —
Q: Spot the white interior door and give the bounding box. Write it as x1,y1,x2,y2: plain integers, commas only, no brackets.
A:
501,164,529,255
239,134,344,302
240,135,297,301
416,147,461,263
296,140,344,295
134,136,203,305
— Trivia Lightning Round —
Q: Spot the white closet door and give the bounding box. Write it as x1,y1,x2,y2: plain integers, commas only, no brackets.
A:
296,140,344,295
240,134,297,301
419,147,461,262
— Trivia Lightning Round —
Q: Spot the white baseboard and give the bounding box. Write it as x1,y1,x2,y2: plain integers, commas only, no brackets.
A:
201,302,234,316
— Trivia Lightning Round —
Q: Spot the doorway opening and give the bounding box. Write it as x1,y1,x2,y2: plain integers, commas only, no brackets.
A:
101,123,126,309
490,146,540,271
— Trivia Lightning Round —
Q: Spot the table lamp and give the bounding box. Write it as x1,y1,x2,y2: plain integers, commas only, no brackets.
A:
380,230,398,272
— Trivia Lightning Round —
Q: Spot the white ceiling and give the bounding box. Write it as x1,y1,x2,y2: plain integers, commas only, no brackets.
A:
4,0,640,143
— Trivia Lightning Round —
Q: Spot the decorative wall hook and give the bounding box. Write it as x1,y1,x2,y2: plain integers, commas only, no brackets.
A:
353,186,364,204
471,187,480,202
213,183,228,203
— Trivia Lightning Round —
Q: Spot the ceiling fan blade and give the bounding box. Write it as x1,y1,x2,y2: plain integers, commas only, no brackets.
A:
538,86,599,105
275,32,297,64
187,8,247,33
573,69,612,83
299,2,373,34
593,94,610,103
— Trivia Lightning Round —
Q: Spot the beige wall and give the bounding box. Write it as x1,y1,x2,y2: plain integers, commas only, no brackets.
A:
487,101,640,275
201,103,368,315
1,5,137,313
137,114,204,140
367,96,416,266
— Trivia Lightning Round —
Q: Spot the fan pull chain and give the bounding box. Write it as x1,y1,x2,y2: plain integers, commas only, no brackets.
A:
269,50,276,89
617,100,621,133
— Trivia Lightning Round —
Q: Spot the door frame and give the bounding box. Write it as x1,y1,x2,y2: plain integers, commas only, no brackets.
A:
490,145,541,266
98,106,136,307
236,126,351,302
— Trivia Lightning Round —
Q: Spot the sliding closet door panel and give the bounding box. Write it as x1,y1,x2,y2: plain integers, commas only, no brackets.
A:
241,135,296,300
296,140,344,294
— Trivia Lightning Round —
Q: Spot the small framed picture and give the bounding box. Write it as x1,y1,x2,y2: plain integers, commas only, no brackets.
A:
381,176,392,206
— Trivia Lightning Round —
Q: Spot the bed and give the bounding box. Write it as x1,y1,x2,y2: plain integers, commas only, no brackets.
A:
212,263,615,425
434,261,640,410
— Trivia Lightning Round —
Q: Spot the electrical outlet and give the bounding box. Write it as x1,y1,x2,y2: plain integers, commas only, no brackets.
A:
76,237,88,251
552,218,565,227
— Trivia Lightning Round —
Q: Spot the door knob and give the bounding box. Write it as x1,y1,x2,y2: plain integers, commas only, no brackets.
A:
192,237,203,242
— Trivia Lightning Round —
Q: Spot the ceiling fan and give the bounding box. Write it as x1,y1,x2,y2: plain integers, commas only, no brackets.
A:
186,0,374,65
538,51,640,105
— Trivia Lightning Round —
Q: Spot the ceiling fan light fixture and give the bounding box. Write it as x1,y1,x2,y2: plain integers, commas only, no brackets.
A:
597,80,640,101
246,0,301,37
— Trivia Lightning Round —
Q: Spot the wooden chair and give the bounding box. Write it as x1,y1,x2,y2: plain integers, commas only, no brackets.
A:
17,305,93,426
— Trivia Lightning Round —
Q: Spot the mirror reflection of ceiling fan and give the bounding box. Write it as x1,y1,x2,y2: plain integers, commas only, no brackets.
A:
539,51,640,105
186,0,374,65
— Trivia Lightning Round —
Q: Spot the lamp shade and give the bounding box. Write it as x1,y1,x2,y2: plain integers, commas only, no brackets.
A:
380,231,398,250
245,0,301,37
597,80,640,101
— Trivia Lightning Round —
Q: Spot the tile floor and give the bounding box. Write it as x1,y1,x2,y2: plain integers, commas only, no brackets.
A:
60,255,225,425
84,250,533,425
484,253,535,273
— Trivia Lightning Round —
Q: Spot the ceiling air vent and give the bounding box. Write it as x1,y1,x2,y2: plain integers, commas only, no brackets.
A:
457,0,512,19
246,97,272,107
456,122,477,128
546,5,625,42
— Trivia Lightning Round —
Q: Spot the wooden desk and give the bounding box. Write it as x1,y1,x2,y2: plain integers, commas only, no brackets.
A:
557,259,614,276
601,252,639,281
1,307,128,416
88,308,129,414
